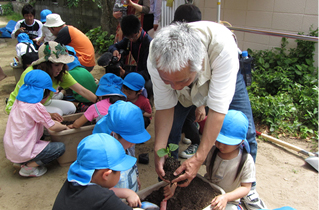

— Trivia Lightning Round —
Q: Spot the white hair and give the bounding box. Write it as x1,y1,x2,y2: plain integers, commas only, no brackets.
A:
150,22,205,73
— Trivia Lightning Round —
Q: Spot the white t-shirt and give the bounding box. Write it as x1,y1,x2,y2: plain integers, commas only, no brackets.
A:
147,21,239,114
42,26,56,43
15,42,37,64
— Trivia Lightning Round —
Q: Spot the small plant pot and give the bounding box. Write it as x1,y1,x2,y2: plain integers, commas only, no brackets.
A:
48,113,95,167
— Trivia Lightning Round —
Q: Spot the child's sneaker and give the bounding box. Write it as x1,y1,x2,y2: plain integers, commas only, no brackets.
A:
182,136,192,144
19,165,47,177
241,189,267,210
179,144,198,159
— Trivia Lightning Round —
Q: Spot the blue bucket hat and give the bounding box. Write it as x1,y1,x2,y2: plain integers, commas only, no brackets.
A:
68,133,137,185
216,110,248,145
93,101,151,144
17,33,33,44
95,73,126,98
65,45,82,70
40,9,52,22
123,72,145,91
16,70,56,104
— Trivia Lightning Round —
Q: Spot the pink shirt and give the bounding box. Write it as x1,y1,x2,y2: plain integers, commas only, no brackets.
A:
3,100,55,163
84,99,112,121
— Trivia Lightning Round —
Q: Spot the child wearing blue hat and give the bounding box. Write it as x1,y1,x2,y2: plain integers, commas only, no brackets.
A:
36,9,56,45
122,72,152,128
68,73,126,128
93,100,151,192
3,70,68,177
164,110,266,210
52,133,143,209
16,32,38,70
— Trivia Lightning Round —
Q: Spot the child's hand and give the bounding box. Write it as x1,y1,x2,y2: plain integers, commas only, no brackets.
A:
126,191,141,208
163,182,177,201
68,124,74,129
50,113,63,122
211,194,227,210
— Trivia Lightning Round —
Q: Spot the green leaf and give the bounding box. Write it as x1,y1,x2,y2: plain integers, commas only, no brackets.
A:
168,143,179,152
157,148,168,157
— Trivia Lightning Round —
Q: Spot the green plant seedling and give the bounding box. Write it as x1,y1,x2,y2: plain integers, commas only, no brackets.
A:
157,143,179,157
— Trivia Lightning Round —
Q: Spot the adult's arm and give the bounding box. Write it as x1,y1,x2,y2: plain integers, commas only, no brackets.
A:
128,0,150,14
173,109,225,187
154,107,174,179
69,83,97,103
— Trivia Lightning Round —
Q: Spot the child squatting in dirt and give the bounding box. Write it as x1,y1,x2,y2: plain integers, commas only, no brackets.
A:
3,70,68,177
164,110,266,210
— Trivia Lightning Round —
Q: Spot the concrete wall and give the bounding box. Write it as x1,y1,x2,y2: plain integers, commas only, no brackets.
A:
12,0,102,33
194,0,318,67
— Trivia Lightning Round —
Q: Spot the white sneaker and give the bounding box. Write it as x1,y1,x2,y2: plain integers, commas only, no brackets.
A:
179,144,198,159
182,137,192,144
241,188,267,210
19,165,47,177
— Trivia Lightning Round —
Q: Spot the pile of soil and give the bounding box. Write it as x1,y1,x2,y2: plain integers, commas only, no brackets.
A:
143,176,220,210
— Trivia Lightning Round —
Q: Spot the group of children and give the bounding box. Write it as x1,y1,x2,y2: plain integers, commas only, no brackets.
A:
3,68,260,209
2,3,268,210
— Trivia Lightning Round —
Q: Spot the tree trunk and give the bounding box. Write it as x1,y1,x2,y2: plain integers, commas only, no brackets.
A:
100,0,117,34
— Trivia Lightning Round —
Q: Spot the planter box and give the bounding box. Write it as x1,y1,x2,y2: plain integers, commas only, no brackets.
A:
48,113,95,167
138,174,225,210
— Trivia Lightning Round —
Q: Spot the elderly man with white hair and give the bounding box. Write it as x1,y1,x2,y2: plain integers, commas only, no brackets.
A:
147,21,264,208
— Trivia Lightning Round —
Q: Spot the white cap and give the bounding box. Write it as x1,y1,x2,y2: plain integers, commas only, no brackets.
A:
44,13,65,27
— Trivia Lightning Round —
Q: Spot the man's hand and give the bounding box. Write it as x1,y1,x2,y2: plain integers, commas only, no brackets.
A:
112,50,121,61
171,154,203,187
50,113,63,122
154,151,168,182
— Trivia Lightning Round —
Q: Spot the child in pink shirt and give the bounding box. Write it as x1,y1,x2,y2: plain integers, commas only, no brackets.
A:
68,73,126,128
3,70,69,177
122,72,152,128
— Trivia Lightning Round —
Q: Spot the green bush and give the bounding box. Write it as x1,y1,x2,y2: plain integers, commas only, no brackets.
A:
86,26,114,54
2,2,14,16
247,27,318,141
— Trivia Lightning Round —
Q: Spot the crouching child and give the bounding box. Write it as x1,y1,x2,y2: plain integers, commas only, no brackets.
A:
3,70,68,177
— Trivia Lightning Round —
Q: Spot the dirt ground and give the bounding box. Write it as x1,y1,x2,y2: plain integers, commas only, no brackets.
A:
0,17,318,210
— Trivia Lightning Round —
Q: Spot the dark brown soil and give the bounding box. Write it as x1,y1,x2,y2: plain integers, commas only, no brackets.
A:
143,176,220,210
63,120,95,126
163,156,182,182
